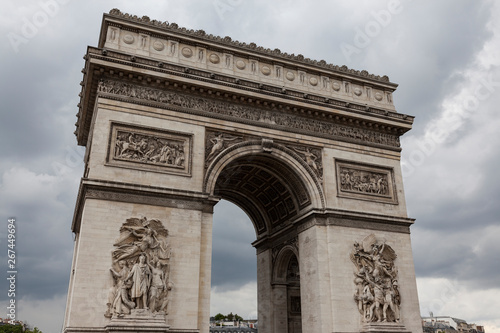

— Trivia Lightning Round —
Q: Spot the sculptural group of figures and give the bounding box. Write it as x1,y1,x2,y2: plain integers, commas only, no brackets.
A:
98,79,400,148
105,217,172,318
351,234,400,323
114,132,185,167
340,169,389,195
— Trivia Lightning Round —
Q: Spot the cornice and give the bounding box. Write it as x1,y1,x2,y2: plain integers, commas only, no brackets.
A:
75,48,413,147
103,9,395,85
71,178,217,233
253,208,414,252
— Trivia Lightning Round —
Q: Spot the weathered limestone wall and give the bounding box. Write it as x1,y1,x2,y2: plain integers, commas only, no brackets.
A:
296,224,421,333
298,225,333,333
65,199,209,331
323,146,408,218
86,99,206,192
257,249,273,333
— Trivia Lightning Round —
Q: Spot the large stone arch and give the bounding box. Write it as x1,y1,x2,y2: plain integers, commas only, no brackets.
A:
272,245,302,333
64,10,423,333
204,140,325,237
203,141,318,333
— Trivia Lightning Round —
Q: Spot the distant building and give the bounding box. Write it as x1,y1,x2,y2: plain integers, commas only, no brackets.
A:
209,326,257,333
422,316,485,333
209,318,258,332
0,318,27,330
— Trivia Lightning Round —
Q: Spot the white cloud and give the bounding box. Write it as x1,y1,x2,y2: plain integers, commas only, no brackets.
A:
417,277,500,333
211,282,258,320
17,294,67,333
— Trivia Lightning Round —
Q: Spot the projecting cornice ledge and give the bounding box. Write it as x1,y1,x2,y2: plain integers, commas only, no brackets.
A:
71,178,218,233
253,209,415,252
296,209,415,234
101,9,394,85
74,50,413,149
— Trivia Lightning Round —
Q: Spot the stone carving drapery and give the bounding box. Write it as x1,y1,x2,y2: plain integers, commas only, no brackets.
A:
114,130,186,168
107,122,193,176
105,217,172,319
351,234,400,323
336,160,397,204
290,145,323,180
339,167,389,195
204,132,243,167
204,129,323,181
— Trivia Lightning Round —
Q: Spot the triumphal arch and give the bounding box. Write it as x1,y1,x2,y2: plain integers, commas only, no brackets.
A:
64,9,422,333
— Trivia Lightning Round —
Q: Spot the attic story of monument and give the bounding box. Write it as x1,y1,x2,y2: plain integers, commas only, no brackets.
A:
63,9,422,333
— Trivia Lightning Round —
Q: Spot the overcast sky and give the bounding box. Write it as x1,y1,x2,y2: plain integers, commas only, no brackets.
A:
1,1,499,332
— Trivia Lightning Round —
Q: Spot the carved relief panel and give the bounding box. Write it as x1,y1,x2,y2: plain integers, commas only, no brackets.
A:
335,160,397,204
204,130,244,167
351,234,400,323
107,122,193,176
105,217,172,320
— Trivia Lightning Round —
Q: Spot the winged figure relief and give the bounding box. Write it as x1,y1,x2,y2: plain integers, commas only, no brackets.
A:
105,217,172,318
351,234,400,323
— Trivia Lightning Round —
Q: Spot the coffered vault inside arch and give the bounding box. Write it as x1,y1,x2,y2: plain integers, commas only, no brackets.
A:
208,151,317,238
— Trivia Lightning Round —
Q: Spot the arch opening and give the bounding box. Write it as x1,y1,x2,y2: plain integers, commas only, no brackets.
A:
206,145,315,332
210,199,257,321
211,152,314,238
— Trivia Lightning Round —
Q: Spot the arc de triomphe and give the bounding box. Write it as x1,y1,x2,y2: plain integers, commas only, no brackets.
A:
63,9,422,333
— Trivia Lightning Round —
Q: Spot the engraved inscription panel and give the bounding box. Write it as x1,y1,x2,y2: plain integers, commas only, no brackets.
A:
107,123,192,176
336,160,397,204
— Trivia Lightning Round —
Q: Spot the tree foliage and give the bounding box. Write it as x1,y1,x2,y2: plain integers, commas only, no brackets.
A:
214,313,225,321
0,325,42,333
213,312,244,322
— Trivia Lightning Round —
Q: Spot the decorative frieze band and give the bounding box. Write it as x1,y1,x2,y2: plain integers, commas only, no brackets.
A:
107,122,193,176
336,160,397,204
98,79,401,149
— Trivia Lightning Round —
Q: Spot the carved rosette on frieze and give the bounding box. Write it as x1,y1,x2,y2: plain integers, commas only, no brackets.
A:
336,160,397,204
97,79,401,149
351,234,400,324
104,217,172,320
107,122,193,176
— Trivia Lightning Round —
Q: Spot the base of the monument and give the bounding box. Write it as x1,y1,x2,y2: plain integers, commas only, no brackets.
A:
105,309,170,332
361,322,411,333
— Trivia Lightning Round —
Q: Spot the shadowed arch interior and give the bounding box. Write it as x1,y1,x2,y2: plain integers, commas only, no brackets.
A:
213,154,311,237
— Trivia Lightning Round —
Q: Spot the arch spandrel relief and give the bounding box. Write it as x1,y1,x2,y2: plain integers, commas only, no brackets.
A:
204,129,323,181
